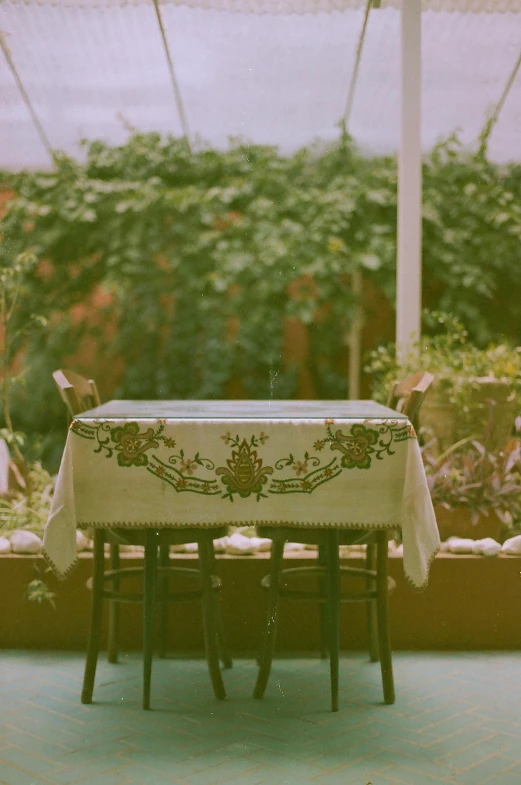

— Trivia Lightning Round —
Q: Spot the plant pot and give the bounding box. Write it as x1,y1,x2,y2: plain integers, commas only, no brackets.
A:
434,506,508,543
421,377,516,454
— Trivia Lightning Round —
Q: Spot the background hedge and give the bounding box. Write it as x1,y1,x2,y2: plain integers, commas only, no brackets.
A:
1,132,521,469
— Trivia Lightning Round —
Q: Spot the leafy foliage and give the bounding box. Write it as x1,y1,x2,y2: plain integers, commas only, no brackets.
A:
366,311,521,409
0,463,54,537
24,562,56,610
424,439,521,526
1,133,521,469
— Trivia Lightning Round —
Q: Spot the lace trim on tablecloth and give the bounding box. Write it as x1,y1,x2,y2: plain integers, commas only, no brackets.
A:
402,542,440,593
77,519,401,530
42,549,79,582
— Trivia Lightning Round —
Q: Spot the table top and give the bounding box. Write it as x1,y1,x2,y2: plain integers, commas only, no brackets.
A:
80,399,407,421
44,397,439,587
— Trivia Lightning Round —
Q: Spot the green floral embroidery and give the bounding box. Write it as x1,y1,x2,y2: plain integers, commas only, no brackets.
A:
327,420,414,470
71,419,415,500
329,423,379,469
148,456,221,496
270,458,341,495
216,437,273,500
110,422,160,467
70,420,97,441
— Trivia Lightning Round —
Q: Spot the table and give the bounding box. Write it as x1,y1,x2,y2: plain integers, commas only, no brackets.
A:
43,400,440,588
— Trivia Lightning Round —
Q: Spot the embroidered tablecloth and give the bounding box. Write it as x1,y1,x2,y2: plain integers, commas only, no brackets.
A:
43,400,440,587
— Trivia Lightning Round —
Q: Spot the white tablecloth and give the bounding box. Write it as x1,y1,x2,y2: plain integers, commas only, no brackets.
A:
43,400,440,588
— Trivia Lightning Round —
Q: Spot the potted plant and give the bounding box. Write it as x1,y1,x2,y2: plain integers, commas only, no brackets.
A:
423,438,521,542
366,311,521,453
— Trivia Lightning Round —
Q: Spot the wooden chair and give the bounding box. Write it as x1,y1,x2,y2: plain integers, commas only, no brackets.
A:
52,369,231,708
82,526,230,709
253,371,434,711
386,371,435,435
52,368,101,417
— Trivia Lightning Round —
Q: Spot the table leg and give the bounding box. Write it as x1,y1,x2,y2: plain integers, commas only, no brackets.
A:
143,530,158,710
318,541,329,659
107,543,120,664
326,530,340,712
198,534,226,700
81,529,105,704
158,544,170,659
253,536,285,700
366,543,379,662
376,530,395,704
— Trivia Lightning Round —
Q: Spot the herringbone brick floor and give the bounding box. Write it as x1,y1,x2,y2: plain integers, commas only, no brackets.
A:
1,652,520,785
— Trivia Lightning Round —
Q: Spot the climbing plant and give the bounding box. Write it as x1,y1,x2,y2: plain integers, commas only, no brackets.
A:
1,131,521,469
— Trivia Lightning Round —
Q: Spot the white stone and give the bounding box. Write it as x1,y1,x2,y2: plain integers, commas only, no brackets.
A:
501,535,521,555
76,530,90,551
10,529,42,554
183,542,198,553
471,538,501,557
284,542,305,552
0,536,11,554
212,536,230,553
254,537,272,552
392,543,404,557
225,532,260,554
448,537,475,554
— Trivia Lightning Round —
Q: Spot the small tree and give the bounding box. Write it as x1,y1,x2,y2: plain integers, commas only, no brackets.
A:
0,251,46,500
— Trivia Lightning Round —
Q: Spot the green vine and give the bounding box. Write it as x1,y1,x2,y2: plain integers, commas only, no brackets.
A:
1,132,521,470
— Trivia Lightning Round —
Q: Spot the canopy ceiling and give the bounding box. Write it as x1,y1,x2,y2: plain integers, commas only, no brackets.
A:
1,0,520,170
3,0,520,12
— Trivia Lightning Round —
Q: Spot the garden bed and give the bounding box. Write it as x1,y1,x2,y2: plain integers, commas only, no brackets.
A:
2,550,521,653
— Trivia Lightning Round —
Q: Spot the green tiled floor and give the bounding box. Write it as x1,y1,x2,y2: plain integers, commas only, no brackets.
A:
1,652,521,785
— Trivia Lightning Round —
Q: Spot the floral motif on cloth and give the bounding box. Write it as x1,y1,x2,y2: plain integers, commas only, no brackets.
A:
70,418,416,502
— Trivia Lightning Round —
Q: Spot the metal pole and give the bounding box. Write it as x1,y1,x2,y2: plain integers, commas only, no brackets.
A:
396,0,422,362
151,0,191,148
348,270,363,400
0,31,55,165
341,0,374,135
478,47,521,157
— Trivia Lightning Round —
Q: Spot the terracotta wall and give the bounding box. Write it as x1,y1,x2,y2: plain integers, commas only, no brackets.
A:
2,553,520,653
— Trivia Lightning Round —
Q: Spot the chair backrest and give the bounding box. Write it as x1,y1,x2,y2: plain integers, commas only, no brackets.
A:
52,368,101,418
386,371,434,433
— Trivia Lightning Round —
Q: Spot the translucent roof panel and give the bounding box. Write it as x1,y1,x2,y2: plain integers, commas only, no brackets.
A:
1,1,520,169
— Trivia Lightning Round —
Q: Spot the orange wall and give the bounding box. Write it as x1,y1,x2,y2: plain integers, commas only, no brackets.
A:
2,553,520,653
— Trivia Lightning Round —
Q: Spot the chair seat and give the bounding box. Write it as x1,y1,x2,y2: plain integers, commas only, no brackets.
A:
103,525,229,547
256,525,380,547
261,566,396,601
87,566,222,602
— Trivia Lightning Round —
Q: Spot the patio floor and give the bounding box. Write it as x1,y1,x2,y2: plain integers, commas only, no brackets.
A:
1,652,520,785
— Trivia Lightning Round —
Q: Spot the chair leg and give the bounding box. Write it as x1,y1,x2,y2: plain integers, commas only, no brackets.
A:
198,534,226,700
253,536,285,700
376,530,395,705
365,543,379,663
107,543,120,664
326,530,340,712
143,530,158,710
81,529,105,704
158,544,170,659
318,542,329,659
208,540,232,670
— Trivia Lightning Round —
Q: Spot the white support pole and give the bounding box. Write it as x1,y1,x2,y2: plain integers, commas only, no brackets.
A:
396,0,422,362
348,270,363,400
